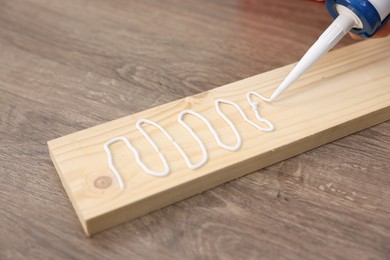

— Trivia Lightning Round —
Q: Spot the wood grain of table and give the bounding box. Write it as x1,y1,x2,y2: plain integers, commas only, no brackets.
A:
1,0,389,259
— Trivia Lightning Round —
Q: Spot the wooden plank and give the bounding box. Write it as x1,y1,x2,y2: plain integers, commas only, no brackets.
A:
48,37,390,236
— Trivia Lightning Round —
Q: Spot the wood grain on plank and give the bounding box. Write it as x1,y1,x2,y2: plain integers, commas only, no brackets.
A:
2,0,390,259
48,37,390,235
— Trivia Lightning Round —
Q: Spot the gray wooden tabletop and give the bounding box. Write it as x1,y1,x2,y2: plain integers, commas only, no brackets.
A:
1,0,389,259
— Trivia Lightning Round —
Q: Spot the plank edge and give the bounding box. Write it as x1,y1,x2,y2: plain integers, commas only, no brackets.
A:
47,141,90,236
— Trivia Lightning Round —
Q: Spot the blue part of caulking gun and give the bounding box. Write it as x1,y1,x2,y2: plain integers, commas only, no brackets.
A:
326,0,390,38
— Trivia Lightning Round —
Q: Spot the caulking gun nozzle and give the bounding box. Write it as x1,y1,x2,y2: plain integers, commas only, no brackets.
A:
269,13,356,101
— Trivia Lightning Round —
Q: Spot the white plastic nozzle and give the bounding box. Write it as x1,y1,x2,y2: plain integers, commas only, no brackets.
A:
269,6,360,101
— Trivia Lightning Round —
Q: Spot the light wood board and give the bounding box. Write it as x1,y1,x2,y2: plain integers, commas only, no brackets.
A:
48,37,390,236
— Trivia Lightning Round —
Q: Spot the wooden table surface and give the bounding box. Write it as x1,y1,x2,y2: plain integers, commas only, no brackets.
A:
1,0,389,259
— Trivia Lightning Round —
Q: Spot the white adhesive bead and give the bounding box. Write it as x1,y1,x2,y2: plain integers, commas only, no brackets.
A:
105,91,275,190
